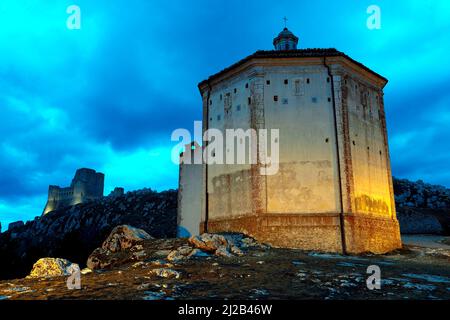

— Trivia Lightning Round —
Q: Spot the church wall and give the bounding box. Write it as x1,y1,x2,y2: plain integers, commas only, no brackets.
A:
203,64,342,220
341,74,394,219
262,65,340,214
332,66,401,253
206,72,255,221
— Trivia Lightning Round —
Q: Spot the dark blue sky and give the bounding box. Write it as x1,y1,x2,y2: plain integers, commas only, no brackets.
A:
1,0,449,229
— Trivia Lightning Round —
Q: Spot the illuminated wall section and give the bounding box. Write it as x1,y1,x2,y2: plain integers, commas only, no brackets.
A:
344,76,393,218
333,62,401,254
262,63,340,215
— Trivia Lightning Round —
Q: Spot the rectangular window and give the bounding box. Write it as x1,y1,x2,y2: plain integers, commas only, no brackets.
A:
274,95,278,102
266,80,270,85
224,93,231,115
284,79,288,85
294,79,304,96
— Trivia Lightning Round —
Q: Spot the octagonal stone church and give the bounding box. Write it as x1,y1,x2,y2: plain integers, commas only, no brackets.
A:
177,27,402,254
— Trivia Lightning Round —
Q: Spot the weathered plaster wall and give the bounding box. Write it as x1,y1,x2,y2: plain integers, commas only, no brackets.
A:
177,144,203,237
342,75,394,218
331,63,401,253
206,72,255,220
204,64,341,218
262,64,340,214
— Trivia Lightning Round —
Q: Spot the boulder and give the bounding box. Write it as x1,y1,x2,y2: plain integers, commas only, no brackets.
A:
87,225,153,270
188,233,228,253
188,233,253,257
188,248,210,258
81,268,92,275
86,248,106,270
102,225,153,253
150,268,181,279
27,258,78,278
154,249,172,258
229,245,244,256
167,245,194,262
87,248,111,270
239,236,264,249
215,246,234,258
147,259,169,266
87,245,147,270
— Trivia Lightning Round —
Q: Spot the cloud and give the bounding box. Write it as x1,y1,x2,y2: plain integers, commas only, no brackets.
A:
0,196,46,232
387,76,450,186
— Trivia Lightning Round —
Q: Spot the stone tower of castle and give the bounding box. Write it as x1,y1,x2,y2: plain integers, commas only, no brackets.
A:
43,168,104,215
178,27,401,254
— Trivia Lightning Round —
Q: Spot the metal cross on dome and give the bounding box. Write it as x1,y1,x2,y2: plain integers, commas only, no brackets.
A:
283,16,288,28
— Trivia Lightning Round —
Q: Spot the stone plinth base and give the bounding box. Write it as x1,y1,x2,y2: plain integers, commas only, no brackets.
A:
343,214,402,254
201,213,402,254
201,213,343,253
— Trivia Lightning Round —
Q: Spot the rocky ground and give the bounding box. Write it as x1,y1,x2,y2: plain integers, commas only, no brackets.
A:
0,229,449,300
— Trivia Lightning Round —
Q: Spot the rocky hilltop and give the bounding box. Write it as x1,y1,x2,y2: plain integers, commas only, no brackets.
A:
0,189,177,280
394,178,450,209
394,178,450,234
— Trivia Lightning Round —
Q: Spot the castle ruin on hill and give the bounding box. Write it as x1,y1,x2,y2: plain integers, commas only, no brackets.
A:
43,168,105,215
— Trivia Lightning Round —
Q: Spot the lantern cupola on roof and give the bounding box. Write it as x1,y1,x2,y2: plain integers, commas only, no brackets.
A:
273,26,299,50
